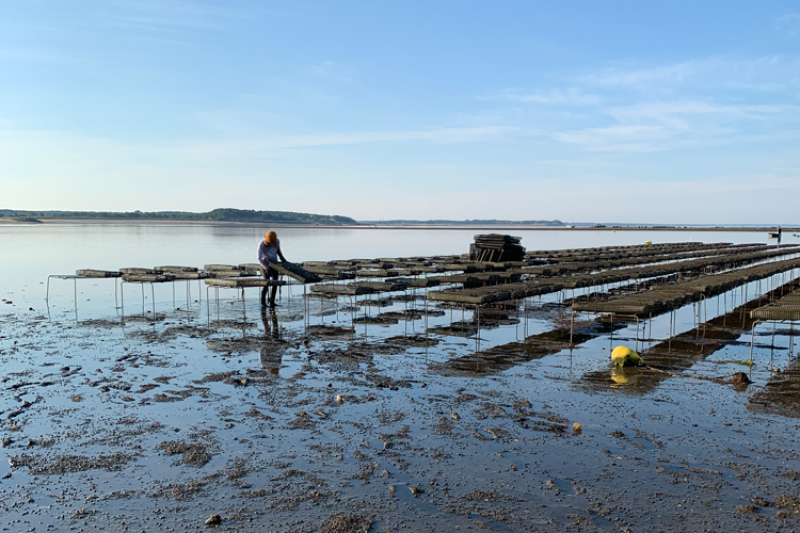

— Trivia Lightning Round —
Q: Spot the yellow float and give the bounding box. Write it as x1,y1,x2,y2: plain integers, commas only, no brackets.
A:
611,345,644,367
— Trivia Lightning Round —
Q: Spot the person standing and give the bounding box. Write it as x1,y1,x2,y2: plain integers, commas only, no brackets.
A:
257,231,287,308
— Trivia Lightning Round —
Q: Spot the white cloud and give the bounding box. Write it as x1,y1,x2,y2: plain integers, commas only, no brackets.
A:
776,13,800,37
111,0,248,30
481,55,800,153
554,125,671,152
580,56,800,93
0,47,108,67
581,62,697,88
607,101,800,127
0,124,514,174
550,99,800,153
309,61,354,83
482,87,602,105
165,126,514,159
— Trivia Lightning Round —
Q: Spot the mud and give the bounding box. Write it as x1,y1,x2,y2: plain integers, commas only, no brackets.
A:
4,274,800,531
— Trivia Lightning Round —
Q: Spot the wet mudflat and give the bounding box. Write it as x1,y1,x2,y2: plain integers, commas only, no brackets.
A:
2,282,800,533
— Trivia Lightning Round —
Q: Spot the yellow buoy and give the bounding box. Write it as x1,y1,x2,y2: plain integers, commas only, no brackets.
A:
645,240,652,245
611,345,644,367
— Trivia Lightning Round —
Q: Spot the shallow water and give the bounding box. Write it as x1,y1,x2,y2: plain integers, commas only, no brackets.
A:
1,223,790,312
2,224,800,532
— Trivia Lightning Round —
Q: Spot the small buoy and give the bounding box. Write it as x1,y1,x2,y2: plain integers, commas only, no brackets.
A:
645,241,652,245
611,346,643,367
572,422,582,435
336,394,344,404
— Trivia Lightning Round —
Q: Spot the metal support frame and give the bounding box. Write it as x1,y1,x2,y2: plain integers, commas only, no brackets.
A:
120,280,159,325
204,280,285,333
749,319,799,363
46,275,119,314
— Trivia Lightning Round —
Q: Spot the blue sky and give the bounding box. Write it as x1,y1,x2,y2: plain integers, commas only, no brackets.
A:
1,1,799,223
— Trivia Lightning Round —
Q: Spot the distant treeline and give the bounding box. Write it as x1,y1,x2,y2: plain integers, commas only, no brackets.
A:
0,208,357,225
364,219,565,226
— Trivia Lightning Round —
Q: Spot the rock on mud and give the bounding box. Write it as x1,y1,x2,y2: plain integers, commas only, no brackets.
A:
319,513,372,533
731,372,752,385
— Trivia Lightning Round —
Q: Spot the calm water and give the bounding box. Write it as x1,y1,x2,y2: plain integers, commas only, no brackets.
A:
0,223,789,312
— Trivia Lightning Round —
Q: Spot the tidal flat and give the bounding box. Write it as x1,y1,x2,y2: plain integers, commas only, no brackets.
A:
2,283,800,532
3,225,800,532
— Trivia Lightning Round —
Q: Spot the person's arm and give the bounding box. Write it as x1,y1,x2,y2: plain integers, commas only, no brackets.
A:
277,243,287,262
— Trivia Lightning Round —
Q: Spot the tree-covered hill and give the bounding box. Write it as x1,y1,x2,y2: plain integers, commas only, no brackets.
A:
0,208,357,225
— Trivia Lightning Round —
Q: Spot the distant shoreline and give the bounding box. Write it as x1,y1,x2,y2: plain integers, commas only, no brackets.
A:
0,218,797,232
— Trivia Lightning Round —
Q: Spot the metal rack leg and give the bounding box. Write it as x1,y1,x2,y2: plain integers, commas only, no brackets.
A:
425,296,429,342
570,310,575,347
475,305,481,353
749,320,764,363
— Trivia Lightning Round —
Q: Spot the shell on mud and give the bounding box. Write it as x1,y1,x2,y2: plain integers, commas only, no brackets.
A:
205,514,222,526
572,422,583,435
336,394,344,404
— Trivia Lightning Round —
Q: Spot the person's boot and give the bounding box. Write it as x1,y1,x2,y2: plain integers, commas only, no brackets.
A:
269,286,279,308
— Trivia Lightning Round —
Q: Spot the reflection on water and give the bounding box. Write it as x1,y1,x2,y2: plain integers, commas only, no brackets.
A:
431,318,628,375
1,223,789,311
578,282,797,396
261,307,281,340
9,223,800,412
259,308,283,375
610,368,637,387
